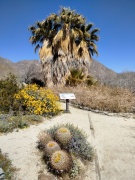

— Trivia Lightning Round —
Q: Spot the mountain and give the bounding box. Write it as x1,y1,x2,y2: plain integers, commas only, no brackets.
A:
0,57,18,79
15,60,44,83
89,59,117,84
0,56,135,91
0,56,117,82
0,57,44,83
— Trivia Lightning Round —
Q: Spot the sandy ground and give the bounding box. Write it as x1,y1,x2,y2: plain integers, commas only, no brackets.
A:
90,112,135,180
0,103,135,180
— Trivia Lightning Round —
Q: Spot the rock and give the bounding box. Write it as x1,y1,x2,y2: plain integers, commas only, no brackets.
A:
38,173,56,180
76,159,86,172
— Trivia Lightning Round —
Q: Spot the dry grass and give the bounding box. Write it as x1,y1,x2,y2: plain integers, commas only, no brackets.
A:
52,85,135,113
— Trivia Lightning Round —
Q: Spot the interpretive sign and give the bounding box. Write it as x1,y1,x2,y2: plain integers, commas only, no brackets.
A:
59,93,76,112
59,93,76,100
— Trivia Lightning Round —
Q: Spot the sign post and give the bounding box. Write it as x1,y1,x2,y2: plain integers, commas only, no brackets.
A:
59,93,76,112
66,99,69,112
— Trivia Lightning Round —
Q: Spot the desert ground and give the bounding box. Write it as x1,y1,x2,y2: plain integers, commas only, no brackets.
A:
0,103,135,180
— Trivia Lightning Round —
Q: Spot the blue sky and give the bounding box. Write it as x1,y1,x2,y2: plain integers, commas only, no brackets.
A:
0,0,135,73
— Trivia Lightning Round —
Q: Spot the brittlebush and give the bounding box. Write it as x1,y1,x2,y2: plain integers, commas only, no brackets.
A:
14,84,60,116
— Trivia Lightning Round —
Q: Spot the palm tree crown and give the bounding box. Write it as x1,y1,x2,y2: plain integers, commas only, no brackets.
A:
28,7,99,87
29,7,99,56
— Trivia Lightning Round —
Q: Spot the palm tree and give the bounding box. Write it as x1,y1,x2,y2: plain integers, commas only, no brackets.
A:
28,7,99,87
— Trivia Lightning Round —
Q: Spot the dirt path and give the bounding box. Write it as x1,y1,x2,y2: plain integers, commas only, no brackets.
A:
0,104,135,180
90,112,135,180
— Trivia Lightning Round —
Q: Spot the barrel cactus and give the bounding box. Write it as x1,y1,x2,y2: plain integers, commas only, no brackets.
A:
45,141,61,156
55,127,72,145
38,131,53,150
50,150,72,172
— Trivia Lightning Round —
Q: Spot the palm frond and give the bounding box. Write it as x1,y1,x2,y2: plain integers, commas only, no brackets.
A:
47,13,57,21
28,26,36,31
84,32,91,39
85,23,93,31
81,25,85,33
70,68,84,79
92,48,98,56
74,28,83,38
91,34,99,41
36,21,42,28
91,28,100,34
53,30,63,43
34,44,40,53
89,48,93,56
90,41,97,51
29,36,36,44
54,24,61,30
89,47,98,56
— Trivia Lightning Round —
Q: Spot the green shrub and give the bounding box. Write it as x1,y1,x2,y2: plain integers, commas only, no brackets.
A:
69,161,79,179
66,68,85,86
66,68,98,87
0,150,16,179
0,73,20,113
0,114,43,133
85,75,98,86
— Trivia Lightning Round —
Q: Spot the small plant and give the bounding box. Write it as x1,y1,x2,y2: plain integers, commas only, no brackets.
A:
0,150,16,179
55,127,72,145
66,124,93,161
50,150,72,172
85,75,98,86
66,68,85,86
45,141,61,156
69,162,80,179
0,114,43,133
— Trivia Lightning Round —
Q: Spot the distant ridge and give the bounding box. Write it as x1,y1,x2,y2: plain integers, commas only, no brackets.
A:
0,56,117,82
0,57,18,78
0,56,135,91
0,57,43,82
90,59,117,84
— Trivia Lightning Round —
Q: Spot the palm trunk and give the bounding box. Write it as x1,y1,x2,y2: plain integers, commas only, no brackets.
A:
39,37,91,87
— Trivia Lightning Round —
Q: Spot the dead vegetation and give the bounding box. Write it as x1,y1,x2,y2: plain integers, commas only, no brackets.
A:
52,85,135,113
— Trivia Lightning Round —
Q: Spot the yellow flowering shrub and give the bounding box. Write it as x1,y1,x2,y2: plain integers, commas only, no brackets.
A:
14,84,60,116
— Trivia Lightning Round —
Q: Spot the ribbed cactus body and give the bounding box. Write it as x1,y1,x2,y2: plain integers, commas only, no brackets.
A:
45,141,61,156
38,132,53,149
55,127,71,145
50,150,72,171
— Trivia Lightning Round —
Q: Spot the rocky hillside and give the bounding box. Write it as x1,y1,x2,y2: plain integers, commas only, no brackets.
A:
89,59,117,84
15,60,44,82
0,57,18,79
0,56,135,91
0,56,117,82
0,57,44,83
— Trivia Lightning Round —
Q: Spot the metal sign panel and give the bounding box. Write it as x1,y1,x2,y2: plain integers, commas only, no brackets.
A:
59,93,76,99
